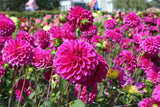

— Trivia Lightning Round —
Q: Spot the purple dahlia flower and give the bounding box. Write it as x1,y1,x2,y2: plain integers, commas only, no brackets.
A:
104,19,117,29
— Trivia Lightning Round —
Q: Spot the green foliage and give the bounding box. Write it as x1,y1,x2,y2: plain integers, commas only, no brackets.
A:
114,0,147,11
70,100,85,107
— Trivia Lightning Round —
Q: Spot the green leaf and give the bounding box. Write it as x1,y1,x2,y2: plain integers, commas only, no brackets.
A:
59,77,67,93
70,100,85,107
43,101,56,107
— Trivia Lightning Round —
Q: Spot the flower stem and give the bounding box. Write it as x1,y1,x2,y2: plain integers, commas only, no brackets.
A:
67,82,70,107
8,66,18,107
17,68,28,107
85,92,89,107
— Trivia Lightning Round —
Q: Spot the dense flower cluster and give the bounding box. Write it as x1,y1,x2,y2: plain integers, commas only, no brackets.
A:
104,19,117,29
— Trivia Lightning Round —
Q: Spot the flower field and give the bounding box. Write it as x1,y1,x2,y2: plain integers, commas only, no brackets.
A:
1,6,160,107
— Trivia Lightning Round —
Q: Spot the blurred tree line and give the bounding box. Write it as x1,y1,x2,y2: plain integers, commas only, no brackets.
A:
113,0,160,11
0,0,60,11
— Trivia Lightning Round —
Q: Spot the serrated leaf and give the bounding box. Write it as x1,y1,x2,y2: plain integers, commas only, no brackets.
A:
70,100,85,107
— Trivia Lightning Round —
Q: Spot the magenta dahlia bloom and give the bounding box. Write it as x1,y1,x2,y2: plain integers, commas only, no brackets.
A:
148,26,159,36
137,55,155,71
14,79,33,102
143,17,156,26
0,66,6,82
16,30,34,46
0,35,12,51
48,26,62,39
32,48,53,68
140,37,160,57
0,53,5,65
34,30,50,49
138,98,160,107
74,84,97,104
104,28,123,43
124,12,140,28
135,23,147,33
104,19,117,29
132,33,143,44
113,50,137,74
119,38,131,49
82,25,97,40
86,54,108,87
91,35,103,48
2,38,33,66
146,67,160,84
60,23,77,40
0,15,16,36
153,85,160,102
67,6,93,31
54,40,99,85
157,18,160,27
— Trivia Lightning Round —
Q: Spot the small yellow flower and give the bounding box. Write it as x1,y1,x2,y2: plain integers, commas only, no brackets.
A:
123,85,138,94
43,25,50,31
153,104,158,107
106,68,120,80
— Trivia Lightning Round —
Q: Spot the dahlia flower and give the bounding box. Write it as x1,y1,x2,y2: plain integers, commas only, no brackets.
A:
35,18,41,24
0,15,16,36
74,84,97,104
54,40,99,85
148,26,159,36
67,6,93,31
104,19,117,29
0,66,6,82
132,33,143,44
138,98,160,107
153,85,160,102
135,23,147,33
48,26,62,39
124,12,140,28
119,38,131,49
0,35,12,51
16,30,34,46
104,28,122,43
86,54,108,87
0,53,5,65
60,23,77,40
14,79,33,102
113,50,137,74
140,37,160,57
146,67,160,84
157,18,160,27
2,38,33,66
34,30,50,49
82,25,97,40
45,14,52,20
32,48,53,68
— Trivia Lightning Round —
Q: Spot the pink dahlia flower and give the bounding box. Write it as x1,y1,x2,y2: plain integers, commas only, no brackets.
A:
67,6,93,31
82,25,97,40
137,54,156,71
0,35,12,51
153,85,160,102
2,38,33,66
148,26,159,36
0,66,6,82
91,35,103,48
60,23,77,40
0,16,16,36
74,84,97,104
124,12,140,28
45,14,52,20
119,38,131,49
140,37,160,57
48,26,62,39
135,23,147,33
34,30,50,49
14,79,33,102
143,17,156,26
35,18,41,24
16,30,34,46
86,54,108,87
157,18,160,27
113,50,137,74
146,67,160,84
138,98,160,107
132,33,143,44
104,19,117,29
32,48,53,68
54,40,99,85
0,53,5,65
104,28,122,43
